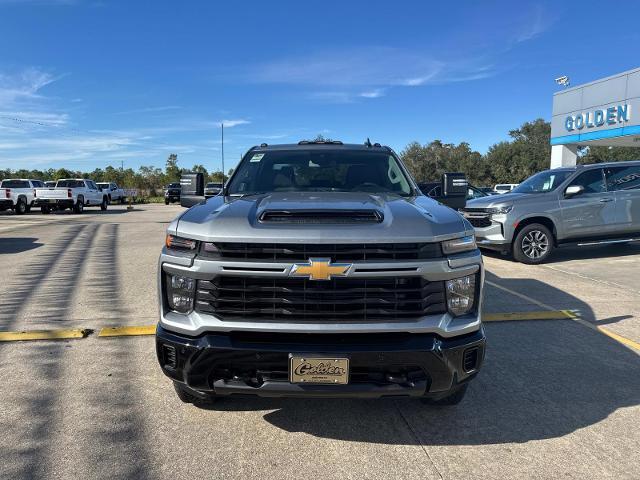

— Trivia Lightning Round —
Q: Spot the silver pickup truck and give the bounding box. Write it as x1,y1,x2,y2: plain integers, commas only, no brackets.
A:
156,141,485,406
463,161,640,263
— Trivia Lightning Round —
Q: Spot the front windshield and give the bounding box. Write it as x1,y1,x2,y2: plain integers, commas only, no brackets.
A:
227,149,413,196
511,170,573,194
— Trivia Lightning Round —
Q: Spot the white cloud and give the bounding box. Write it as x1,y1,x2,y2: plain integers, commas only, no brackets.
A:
359,88,386,98
248,48,494,89
0,110,69,126
246,47,493,103
516,5,546,42
0,68,61,107
114,105,182,115
216,119,250,128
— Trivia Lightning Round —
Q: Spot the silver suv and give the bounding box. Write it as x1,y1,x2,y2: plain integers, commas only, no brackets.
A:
156,141,485,405
463,161,640,264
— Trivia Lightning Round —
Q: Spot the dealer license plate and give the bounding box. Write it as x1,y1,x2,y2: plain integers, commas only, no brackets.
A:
289,355,349,384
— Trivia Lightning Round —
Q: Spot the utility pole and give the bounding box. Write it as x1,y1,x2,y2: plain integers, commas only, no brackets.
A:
221,123,225,186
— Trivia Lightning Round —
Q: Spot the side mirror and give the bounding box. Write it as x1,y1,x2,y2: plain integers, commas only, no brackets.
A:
565,185,584,197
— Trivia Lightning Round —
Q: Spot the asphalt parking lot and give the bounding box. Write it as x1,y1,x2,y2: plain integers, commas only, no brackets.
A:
0,204,638,480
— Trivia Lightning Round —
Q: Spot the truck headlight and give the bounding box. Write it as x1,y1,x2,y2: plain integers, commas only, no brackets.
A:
166,234,198,251
490,205,512,215
166,274,196,313
442,235,476,255
446,274,476,316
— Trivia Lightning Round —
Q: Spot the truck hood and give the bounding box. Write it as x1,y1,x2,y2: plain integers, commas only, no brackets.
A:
466,192,531,208
173,192,470,243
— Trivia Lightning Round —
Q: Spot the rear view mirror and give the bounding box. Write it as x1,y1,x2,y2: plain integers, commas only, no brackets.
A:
565,185,584,197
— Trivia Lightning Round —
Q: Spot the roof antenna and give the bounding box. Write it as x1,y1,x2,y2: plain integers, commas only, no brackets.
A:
364,137,372,147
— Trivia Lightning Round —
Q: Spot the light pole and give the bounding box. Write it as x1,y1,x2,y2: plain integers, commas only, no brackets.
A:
221,123,225,186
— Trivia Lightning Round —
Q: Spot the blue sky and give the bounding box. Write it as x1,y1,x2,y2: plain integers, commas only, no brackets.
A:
0,0,638,172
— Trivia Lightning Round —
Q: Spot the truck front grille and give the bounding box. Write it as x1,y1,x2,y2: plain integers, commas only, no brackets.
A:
195,276,447,322
466,217,491,228
199,242,442,262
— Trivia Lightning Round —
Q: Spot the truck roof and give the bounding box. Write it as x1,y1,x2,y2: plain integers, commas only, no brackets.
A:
578,160,640,169
1,178,41,182
249,141,393,152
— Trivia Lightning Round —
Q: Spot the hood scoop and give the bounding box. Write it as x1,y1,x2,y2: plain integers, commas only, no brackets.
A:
259,209,383,224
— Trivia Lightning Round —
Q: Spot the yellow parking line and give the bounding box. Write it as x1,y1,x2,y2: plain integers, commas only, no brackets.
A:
98,325,156,337
485,280,639,351
484,310,576,322
0,328,90,342
597,326,640,351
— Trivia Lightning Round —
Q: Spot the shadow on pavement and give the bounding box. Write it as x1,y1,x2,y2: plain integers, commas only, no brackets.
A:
198,272,639,446
481,241,640,264
0,221,154,479
0,237,43,254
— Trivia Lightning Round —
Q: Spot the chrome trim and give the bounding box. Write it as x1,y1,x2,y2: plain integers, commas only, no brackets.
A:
158,250,484,338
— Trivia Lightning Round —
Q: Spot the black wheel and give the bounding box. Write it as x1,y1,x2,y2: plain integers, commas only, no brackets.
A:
15,197,27,215
513,223,554,264
73,197,84,214
40,206,52,214
165,199,169,205
173,382,215,405
421,383,468,406
100,197,108,211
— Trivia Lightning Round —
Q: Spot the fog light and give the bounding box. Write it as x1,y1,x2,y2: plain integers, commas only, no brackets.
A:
166,274,195,313
171,275,194,291
446,274,476,316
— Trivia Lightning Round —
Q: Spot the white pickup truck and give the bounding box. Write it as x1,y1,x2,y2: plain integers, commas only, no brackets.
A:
97,182,126,204
0,178,45,214
35,178,109,214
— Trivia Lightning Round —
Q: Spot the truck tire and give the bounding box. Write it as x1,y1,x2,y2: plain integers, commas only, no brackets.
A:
513,223,554,264
173,382,215,405
73,197,84,214
165,199,169,205
41,205,52,214
421,383,468,406
15,197,27,215
100,197,108,211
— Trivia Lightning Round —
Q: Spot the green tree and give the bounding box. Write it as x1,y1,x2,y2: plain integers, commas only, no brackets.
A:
400,140,483,184
191,164,208,176
484,118,551,184
165,153,180,182
578,145,640,164
54,168,74,179
209,170,224,183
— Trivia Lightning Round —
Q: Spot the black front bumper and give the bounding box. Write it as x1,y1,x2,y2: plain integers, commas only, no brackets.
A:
156,326,486,399
0,199,12,209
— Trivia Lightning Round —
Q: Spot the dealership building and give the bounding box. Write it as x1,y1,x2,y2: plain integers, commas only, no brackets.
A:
551,67,640,168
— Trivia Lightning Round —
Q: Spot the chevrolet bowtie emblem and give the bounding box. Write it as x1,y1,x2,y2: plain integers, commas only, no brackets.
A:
290,258,351,281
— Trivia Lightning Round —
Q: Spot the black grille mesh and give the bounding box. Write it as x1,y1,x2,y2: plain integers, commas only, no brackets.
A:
195,276,446,323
